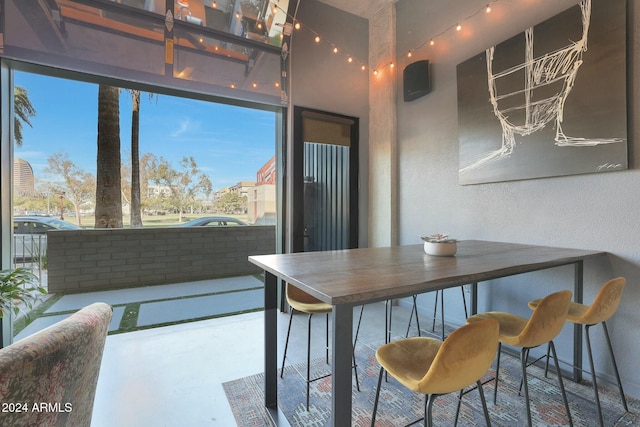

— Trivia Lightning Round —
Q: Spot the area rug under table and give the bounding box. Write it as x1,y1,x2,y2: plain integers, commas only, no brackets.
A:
223,341,639,426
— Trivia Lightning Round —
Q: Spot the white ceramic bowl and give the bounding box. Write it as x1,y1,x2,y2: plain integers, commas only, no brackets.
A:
423,241,457,256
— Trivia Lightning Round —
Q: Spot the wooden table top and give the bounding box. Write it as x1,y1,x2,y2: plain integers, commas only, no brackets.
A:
249,240,604,305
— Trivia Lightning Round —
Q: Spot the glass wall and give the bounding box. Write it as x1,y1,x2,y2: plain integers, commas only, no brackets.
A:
1,0,291,106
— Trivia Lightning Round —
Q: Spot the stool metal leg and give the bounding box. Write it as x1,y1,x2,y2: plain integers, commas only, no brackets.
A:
280,308,295,377
405,295,422,337
306,313,313,410
585,324,605,427
325,313,329,364
477,379,492,427
550,340,573,427
370,367,385,427
425,394,436,427
602,321,628,411
520,348,533,427
493,342,502,404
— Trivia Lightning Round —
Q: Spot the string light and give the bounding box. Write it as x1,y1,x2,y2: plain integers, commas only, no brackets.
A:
269,0,501,77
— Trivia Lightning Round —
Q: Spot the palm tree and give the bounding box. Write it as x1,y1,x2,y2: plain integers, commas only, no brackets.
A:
14,86,36,146
95,84,123,228
129,89,143,228
126,90,157,228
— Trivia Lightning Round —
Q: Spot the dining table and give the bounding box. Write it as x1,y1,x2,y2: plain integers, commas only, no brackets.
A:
248,239,605,426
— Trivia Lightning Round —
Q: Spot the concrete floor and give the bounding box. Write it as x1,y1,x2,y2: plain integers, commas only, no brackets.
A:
88,293,415,427
16,277,632,427
10,276,436,427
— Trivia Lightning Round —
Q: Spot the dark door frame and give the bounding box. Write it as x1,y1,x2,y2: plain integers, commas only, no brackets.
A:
291,106,359,253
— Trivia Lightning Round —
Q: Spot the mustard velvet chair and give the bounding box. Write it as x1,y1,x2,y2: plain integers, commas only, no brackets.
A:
0,302,113,427
280,283,360,410
528,277,628,427
370,318,500,427
466,290,573,427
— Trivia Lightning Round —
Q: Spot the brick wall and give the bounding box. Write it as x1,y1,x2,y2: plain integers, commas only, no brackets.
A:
47,226,276,293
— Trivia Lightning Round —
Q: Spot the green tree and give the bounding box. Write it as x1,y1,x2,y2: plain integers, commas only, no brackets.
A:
149,156,212,223
215,192,247,214
95,84,123,228
14,86,36,146
45,152,96,226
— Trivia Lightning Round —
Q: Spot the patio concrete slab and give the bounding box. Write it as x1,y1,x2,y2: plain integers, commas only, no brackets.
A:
14,306,125,341
136,288,263,326
44,275,263,313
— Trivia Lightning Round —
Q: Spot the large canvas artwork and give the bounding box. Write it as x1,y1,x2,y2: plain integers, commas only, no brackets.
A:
457,0,627,185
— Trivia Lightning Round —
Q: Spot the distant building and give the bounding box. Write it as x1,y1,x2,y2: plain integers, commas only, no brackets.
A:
213,181,255,202
13,158,35,195
213,181,255,214
248,156,276,225
147,184,172,198
256,156,276,185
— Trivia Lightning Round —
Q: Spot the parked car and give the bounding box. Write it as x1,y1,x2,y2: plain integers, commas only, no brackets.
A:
13,216,81,262
173,216,248,227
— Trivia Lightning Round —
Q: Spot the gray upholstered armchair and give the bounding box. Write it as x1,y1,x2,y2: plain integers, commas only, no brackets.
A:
0,302,112,427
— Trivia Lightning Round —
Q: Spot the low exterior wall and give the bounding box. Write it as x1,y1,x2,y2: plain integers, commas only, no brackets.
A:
47,226,275,293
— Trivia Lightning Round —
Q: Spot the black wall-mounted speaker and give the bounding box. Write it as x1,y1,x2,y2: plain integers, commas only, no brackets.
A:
403,60,431,102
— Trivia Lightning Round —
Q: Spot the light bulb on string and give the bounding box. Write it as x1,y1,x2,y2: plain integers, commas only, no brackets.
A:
333,46,338,54
430,39,435,46
456,23,462,31
347,56,353,63
314,35,320,43
485,5,492,13
361,65,366,71
407,51,412,58
295,22,301,30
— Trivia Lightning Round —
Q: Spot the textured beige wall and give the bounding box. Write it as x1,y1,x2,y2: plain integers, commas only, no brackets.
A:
368,4,398,247
395,0,640,398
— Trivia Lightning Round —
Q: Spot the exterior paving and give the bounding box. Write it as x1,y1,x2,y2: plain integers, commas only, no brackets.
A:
14,275,264,341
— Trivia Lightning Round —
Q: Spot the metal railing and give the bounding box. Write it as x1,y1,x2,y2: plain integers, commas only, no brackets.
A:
12,235,47,287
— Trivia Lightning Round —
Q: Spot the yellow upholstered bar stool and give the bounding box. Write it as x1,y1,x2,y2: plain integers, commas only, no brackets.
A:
280,283,360,410
466,290,573,427
528,277,628,427
370,318,500,427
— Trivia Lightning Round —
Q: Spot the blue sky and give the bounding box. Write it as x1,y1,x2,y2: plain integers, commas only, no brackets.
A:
14,71,276,192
